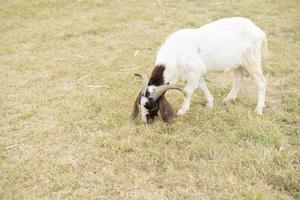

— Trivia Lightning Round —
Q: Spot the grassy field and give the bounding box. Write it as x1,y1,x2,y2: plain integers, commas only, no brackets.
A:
0,0,299,199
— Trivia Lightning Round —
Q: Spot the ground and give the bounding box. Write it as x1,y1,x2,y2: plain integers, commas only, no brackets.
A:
0,0,299,199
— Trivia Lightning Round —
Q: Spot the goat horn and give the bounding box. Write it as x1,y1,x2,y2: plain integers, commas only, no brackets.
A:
151,85,185,101
134,73,149,95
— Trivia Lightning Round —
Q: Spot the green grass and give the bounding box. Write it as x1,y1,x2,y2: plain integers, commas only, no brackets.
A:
0,0,299,199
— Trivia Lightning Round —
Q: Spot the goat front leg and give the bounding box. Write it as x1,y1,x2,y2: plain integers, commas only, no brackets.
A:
199,77,214,108
177,73,200,116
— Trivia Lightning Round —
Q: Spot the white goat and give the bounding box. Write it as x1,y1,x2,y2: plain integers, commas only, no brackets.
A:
132,17,268,123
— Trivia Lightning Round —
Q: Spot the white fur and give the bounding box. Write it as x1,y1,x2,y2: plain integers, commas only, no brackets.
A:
154,17,268,115
140,96,149,123
147,85,157,93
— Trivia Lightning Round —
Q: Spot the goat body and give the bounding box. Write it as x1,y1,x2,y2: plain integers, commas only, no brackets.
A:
155,17,268,115
132,17,268,123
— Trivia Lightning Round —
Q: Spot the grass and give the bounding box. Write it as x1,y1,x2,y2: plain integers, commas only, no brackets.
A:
0,0,299,199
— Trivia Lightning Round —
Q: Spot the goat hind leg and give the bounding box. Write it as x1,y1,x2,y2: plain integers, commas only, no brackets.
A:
244,60,266,115
222,68,243,104
254,69,266,115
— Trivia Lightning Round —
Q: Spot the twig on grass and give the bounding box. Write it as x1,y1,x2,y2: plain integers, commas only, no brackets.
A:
76,54,89,59
134,50,140,57
120,66,141,71
77,82,110,88
5,144,19,150
77,73,90,82
76,72,110,88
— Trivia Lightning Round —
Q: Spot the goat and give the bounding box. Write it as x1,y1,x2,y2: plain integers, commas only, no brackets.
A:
132,17,268,123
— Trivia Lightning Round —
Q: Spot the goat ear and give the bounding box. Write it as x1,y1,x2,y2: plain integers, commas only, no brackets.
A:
158,95,174,123
131,92,141,119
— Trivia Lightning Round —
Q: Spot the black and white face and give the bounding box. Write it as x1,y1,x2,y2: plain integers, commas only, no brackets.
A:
131,73,184,124
140,86,159,123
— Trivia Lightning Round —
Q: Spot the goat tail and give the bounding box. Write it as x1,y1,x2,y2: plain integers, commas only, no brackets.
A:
261,36,269,59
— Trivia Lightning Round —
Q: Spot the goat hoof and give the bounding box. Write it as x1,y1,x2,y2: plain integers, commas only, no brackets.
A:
222,99,229,105
207,102,214,108
255,108,263,115
222,97,235,105
177,109,187,116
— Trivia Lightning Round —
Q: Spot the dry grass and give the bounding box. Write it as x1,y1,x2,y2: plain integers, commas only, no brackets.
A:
0,0,299,199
